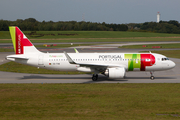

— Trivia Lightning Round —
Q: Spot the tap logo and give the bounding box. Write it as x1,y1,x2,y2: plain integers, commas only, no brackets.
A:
15,28,24,54
17,34,21,54
125,54,155,71
14,27,33,54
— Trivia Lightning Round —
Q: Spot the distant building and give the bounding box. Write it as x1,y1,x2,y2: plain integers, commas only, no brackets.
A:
157,12,160,23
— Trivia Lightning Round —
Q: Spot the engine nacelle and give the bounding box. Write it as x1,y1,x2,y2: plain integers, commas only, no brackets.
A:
104,67,125,79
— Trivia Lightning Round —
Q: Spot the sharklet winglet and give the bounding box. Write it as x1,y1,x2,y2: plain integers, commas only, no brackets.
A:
74,48,79,53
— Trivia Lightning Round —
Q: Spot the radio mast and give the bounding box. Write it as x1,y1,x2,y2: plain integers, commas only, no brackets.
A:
157,12,160,23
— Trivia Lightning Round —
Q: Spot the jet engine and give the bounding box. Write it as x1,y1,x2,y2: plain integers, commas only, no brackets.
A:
104,67,126,79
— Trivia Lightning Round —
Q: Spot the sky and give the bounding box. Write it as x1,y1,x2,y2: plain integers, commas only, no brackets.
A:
0,0,180,24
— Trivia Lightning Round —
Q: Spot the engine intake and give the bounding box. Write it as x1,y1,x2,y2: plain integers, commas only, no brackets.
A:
104,67,126,79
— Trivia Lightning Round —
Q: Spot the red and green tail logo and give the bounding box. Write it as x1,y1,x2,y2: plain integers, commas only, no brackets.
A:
9,26,33,54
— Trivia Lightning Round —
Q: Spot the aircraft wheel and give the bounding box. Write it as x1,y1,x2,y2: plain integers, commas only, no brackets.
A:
92,74,98,81
150,76,155,80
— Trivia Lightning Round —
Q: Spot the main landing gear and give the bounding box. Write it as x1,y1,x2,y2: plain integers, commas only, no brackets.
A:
92,74,98,81
150,71,155,80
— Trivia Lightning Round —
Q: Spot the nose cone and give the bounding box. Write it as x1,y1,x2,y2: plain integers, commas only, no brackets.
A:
169,61,176,69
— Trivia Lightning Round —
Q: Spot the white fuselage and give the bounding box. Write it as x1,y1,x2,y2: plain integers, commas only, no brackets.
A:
8,52,175,72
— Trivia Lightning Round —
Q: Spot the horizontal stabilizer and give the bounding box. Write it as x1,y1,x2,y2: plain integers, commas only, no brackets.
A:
6,55,29,60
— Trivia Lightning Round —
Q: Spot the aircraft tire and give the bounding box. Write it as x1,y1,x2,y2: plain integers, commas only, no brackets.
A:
92,76,97,81
150,76,155,80
92,74,98,81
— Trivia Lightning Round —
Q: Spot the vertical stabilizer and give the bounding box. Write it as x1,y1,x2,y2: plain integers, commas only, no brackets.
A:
9,26,40,54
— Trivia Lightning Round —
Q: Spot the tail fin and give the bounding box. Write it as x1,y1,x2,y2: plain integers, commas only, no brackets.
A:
9,26,40,54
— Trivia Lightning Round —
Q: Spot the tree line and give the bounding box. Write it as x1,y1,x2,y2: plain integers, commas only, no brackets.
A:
0,18,128,31
128,20,180,34
1,18,179,34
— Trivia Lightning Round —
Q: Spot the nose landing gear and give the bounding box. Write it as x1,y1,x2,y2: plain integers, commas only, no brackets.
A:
150,71,155,80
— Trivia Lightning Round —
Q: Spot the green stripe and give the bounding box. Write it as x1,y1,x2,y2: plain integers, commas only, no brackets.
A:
125,54,140,71
9,26,16,53
129,54,137,71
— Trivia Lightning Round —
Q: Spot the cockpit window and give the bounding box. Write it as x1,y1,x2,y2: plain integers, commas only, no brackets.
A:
162,58,169,61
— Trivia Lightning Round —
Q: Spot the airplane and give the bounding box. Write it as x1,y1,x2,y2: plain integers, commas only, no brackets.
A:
6,26,176,81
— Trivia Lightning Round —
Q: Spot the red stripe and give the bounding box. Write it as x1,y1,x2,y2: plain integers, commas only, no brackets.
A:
15,27,33,54
140,54,155,71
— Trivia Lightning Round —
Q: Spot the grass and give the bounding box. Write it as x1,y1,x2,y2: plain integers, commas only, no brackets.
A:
1,38,180,44
22,31,180,39
151,50,180,59
0,44,94,52
0,84,180,120
0,48,14,52
0,43,97,53
121,43,180,49
1,31,180,43
1,31,180,39
0,31,12,39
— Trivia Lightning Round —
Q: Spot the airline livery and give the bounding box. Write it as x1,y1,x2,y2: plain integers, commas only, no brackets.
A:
6,26,176,81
